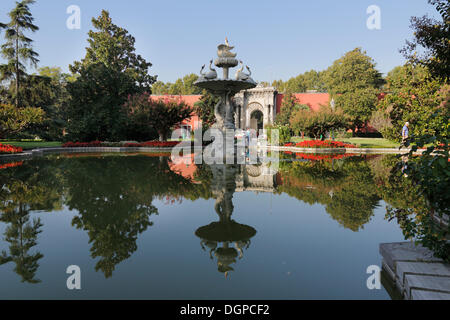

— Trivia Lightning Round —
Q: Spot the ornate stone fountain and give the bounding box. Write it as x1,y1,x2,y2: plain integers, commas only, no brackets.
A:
195,38,257,130
193,41,259,277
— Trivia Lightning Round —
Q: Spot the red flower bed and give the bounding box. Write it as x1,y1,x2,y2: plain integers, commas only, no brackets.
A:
123,141,180,148
62,141,102,148
0,143,23,154
0,161,24,170
295,140,357,149
294,153,358,162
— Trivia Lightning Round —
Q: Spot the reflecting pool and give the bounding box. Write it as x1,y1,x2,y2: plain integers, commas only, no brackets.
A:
0,153,415,299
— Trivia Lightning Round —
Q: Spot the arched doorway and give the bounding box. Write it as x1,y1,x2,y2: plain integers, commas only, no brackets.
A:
250,110,264,131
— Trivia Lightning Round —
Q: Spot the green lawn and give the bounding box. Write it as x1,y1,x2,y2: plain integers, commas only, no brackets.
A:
0,140,62,150
290,137,400,149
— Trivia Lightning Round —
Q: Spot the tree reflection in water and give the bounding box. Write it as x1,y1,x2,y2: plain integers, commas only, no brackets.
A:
0,162,61,283
64,155,209,278
277,155,381,231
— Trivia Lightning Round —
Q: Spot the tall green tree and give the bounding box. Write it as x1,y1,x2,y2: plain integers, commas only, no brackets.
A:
325,48,384,134
66,10,157,141
0,0,39,108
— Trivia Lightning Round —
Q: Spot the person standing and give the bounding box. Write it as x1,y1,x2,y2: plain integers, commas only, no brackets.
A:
401,122,410,149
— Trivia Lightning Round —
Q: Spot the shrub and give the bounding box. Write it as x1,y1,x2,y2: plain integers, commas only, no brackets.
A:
0,104,45,139
265,124,291,146
124,94,193,142
290,107,347,139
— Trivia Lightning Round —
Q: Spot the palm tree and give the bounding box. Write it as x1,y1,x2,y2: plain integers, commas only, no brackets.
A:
0,0,39,108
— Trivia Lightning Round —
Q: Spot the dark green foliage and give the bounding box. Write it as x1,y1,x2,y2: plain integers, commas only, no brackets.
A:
66,63,135,141
124,94,193,141
194,92,221,129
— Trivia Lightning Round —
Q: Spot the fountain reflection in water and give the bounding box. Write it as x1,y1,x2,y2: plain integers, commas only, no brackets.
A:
195,163,257,277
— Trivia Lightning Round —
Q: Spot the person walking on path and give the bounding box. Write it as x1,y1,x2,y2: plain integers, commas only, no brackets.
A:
400,122,410,149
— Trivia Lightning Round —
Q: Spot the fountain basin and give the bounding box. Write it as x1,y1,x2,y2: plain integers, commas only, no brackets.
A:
195,78,257,94
215,57,239,69
195,221,257,242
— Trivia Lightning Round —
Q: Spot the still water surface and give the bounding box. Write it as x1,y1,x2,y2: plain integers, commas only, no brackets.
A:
0,153,407,299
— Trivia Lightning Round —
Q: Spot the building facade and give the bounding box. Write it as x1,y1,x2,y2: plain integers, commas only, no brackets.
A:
152,87,331,134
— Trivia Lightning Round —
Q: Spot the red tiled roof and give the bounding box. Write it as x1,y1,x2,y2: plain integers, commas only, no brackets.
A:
276,93,330,114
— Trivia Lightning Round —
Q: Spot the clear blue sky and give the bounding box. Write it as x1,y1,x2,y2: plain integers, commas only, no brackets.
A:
0,0,440,83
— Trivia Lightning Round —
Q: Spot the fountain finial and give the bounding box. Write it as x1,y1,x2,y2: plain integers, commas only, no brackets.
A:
218,38,237,58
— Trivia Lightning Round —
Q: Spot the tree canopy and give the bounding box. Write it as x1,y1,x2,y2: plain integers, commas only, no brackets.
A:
152,74,203,95
325,48,384,133
69,10,156,91
272,69,327,93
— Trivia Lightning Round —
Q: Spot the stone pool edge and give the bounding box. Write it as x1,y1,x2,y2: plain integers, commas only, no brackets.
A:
380,242,450,300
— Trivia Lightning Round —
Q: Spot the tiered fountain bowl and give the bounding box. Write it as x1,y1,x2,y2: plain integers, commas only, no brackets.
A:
195,39,257,130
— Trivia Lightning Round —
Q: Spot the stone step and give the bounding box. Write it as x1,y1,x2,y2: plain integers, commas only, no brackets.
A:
411,289,450,300
397,261,450,283
404,275,450,299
